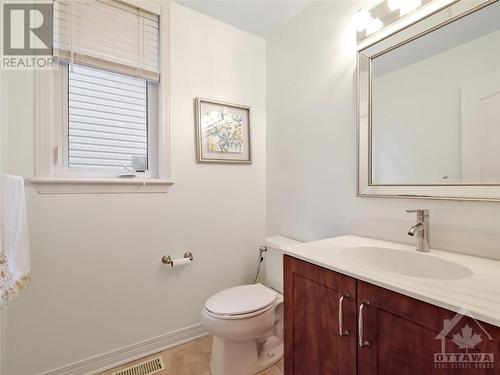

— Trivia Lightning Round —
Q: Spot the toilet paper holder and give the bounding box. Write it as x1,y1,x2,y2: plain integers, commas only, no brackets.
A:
162,251,194,266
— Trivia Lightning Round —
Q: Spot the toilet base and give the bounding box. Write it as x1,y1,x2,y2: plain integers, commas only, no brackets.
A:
209,335,283,375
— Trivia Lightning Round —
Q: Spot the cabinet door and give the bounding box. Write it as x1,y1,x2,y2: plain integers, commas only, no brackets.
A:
284,255,357,375
357,280,500,375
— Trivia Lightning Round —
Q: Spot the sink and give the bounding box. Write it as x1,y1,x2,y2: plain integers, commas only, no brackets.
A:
338,247,473,280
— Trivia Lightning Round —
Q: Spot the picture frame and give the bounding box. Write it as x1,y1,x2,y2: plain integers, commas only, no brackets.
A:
195,97,252,164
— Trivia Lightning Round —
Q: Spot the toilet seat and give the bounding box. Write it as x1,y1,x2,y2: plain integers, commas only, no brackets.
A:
205,284,277,319
203,299,277,320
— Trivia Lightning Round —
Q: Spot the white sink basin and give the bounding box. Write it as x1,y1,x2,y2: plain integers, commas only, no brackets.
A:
338,247,473,280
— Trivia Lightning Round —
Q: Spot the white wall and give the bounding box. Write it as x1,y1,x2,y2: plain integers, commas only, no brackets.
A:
1,70,4,173
0,64,4,375
2,3,266,374
0,18,5,174
266,1,500,246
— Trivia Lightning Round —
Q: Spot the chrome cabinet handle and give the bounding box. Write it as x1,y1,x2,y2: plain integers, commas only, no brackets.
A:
358,300,371,348
338,293,350,337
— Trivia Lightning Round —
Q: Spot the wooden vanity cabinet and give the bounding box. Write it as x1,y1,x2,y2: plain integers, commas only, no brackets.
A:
284,255,500,375
283,255,357,375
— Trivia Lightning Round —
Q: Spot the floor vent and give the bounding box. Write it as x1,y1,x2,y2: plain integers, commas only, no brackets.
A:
111,356,165,375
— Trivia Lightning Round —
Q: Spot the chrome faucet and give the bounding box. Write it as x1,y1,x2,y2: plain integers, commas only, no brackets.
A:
407,209,430,252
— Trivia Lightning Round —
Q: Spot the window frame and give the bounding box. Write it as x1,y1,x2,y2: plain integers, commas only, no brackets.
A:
32,4,172,194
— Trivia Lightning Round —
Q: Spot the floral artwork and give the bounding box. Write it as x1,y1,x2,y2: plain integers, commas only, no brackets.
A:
196,98,251,163
202,111,244,154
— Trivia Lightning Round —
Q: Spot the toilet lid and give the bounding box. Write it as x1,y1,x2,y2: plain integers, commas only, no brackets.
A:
205,283,277,316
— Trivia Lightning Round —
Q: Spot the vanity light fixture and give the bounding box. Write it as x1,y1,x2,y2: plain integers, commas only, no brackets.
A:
352,9,372,32
388,0,423,16
387,0,402,10
355,0,453,48
366,17,384,34
352,9,384,35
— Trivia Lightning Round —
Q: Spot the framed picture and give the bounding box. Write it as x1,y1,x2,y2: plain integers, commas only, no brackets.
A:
195,97,252,164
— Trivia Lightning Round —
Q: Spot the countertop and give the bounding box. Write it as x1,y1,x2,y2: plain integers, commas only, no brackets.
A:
281,235,500,327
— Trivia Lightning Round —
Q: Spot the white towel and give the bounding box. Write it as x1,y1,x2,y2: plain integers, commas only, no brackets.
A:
0,174,31,306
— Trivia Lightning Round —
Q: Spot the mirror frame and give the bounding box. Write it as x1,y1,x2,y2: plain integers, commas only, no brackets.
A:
357,0,500,201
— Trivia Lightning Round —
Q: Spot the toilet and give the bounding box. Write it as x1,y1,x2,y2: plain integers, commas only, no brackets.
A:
201,236,300,375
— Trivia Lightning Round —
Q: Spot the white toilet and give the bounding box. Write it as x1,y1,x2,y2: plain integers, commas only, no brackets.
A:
201,236,300,375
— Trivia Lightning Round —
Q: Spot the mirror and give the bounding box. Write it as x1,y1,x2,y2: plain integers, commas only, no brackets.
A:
358,0,500,201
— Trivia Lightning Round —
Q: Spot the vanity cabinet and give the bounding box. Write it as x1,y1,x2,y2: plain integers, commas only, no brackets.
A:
284,255,500,375
283,254,357,374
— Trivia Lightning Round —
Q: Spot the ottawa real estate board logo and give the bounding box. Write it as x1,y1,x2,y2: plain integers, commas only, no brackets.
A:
2,1,54,69
434,309,494,370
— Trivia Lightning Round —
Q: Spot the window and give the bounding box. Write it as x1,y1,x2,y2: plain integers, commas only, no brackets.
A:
33,0,170,193
68,64,150,172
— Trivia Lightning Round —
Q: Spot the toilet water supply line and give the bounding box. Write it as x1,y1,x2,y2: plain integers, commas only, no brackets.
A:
252,245,268,284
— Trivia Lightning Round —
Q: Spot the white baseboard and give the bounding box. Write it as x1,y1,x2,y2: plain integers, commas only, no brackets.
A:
38,323,208,375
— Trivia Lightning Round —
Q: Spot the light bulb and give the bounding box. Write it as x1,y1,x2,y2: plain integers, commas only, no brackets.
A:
366,17,384,34
352,9,372,32
400,0,422,15
388,0,402,11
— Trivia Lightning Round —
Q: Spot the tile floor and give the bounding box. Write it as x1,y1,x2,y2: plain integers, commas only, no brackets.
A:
100,335,283,375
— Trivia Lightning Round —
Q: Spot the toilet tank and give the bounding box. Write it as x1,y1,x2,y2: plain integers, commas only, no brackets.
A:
263,236,302,294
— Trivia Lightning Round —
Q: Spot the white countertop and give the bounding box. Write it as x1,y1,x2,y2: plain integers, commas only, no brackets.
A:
281,235,500,327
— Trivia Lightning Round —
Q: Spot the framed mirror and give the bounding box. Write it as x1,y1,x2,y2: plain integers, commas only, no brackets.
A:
357,0,500,201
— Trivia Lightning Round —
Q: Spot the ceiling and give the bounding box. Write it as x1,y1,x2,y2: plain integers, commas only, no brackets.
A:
175,0,310,39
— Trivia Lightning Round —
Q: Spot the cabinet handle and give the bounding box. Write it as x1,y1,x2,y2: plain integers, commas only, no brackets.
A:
358,300,371,348
338,293,350,337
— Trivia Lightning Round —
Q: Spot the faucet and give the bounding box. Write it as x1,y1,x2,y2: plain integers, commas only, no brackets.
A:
406,209,430,252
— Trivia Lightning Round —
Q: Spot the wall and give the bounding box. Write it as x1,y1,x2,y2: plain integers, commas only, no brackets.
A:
0,63,4,375
0,21,5,174
266,1,500,247
2,3,266,374
1,70,4,172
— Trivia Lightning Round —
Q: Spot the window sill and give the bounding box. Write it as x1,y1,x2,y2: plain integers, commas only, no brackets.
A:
30,178,174,194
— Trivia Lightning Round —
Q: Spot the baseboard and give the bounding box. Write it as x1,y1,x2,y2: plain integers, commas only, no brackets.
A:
38,323,208,375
